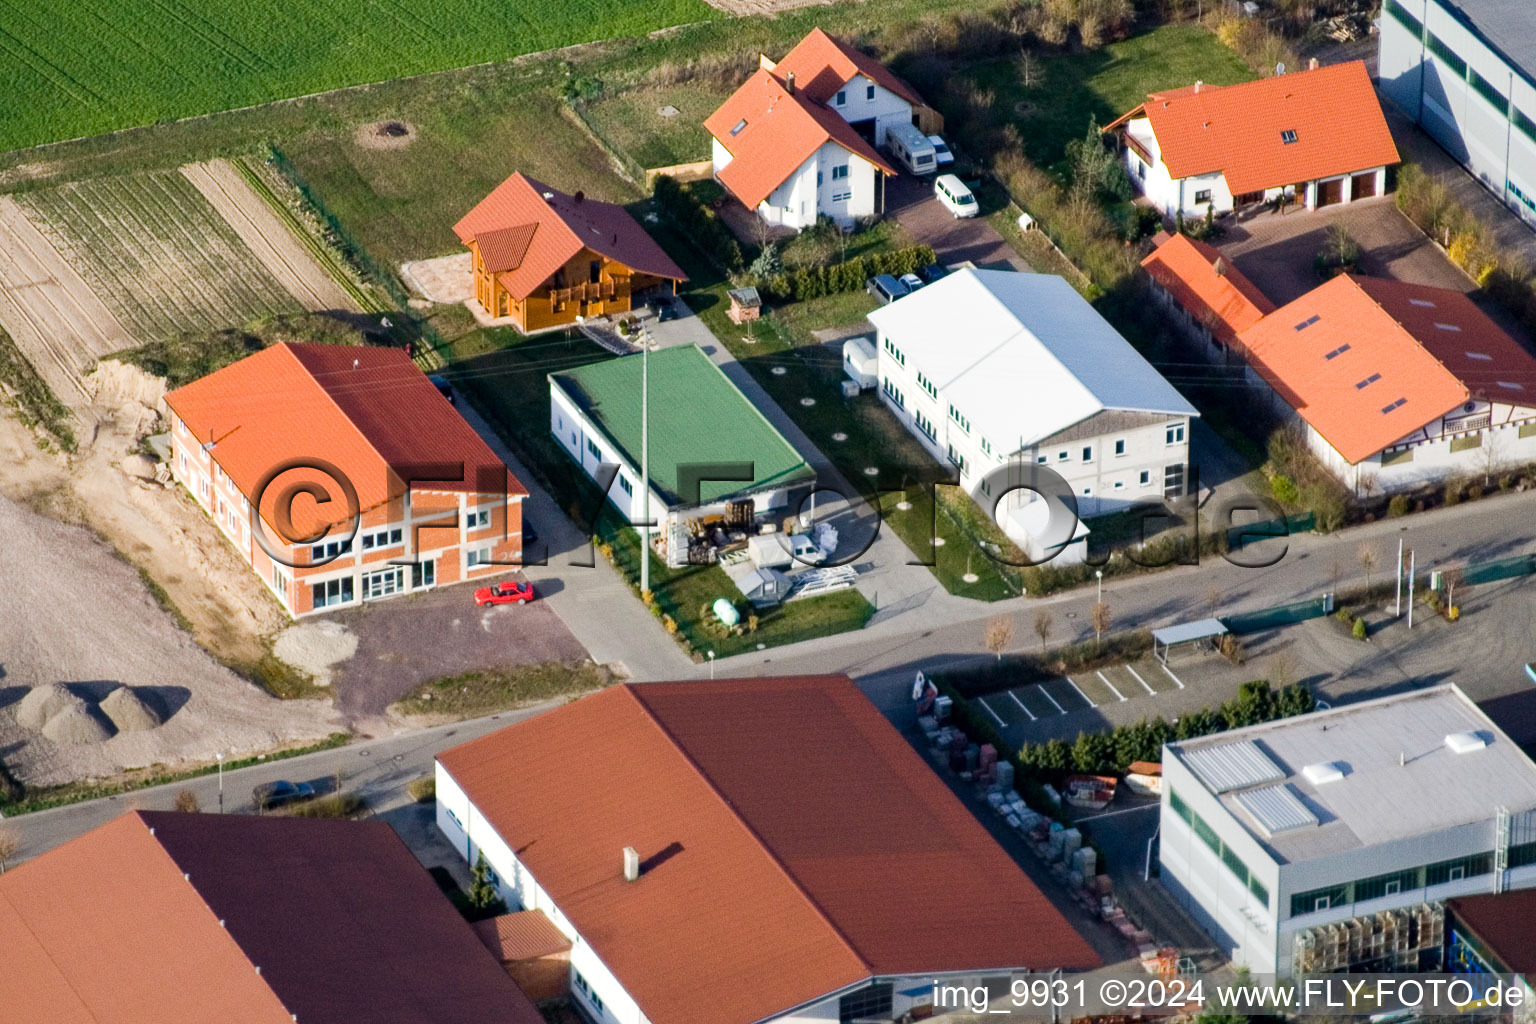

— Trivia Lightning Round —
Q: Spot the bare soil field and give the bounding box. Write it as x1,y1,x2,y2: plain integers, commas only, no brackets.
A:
0,495,342,790
180,159,361,313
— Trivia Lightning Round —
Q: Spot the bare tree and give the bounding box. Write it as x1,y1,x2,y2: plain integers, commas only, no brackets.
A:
1268,651,1299,690
1033,609,1054,654
1357,543,1379,600
1090,601,1112,647
985,616,1016,661
1203,585,1222,618
173,789,201,814
1481,428,1507,487
1444,567,1469,618
0,828,17,874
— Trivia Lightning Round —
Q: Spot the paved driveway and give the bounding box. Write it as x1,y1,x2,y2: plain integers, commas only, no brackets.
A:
322,580,588,722
886,174,1027,270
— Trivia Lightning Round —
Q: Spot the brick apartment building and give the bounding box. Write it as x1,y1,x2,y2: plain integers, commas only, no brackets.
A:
165,342,526,617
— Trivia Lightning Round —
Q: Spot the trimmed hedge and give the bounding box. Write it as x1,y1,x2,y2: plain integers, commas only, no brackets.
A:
758,243,937,302
652,175,743,271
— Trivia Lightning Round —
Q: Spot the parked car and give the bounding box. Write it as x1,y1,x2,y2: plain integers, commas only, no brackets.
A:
934,174,979,219
429,375,454,404
866,274,910,304
919,263,949,284
928,134,954,168
253,780,315,813
898,272,924,292
475,579,535,606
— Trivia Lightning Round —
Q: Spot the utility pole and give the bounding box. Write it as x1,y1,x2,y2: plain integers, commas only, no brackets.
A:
216,752,224,814
1407,549,1416,629
640,330,651,597
1395,538,1403,617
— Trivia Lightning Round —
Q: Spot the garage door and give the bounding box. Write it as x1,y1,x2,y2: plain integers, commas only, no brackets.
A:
1351,172,1377,200
1316,178,1344,208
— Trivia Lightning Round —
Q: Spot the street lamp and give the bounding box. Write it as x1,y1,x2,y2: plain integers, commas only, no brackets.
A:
1095,569,1103,604
707,650,716,679
216,752,225,814
639,328,651,598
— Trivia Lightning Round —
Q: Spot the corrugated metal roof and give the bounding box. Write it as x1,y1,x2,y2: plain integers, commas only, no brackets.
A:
1152,618,1229,646
1236,784,1319,835
1183,739,1284,793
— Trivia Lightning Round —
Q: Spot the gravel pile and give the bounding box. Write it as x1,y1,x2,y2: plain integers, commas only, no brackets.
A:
14,682,73,731
39,698,115,745
100,686,162,732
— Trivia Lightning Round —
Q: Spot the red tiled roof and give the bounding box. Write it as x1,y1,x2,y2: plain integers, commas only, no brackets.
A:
0,812,543,1024
475,223,538,274
438,677,1100,1024
1110,62,1398,194
1141,232,1275,345
1236,275,1470,464
705,69,897,209
473,910,572,963
164,343,524,534
771,27,925,107
454,173,685,300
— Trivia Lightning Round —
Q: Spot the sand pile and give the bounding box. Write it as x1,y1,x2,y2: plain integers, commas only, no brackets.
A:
101,686,162,732
41,700,115,745
14,683,73,730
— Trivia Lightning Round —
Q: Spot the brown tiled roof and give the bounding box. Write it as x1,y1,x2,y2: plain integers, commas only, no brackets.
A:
1448,891,1536,974
1108,62,1398,194
0,812,544,1024
474,910,572,962
705,68,897,210
438,676,1099,1024
475,223,538,274
164,343,524,534
454,173,685,300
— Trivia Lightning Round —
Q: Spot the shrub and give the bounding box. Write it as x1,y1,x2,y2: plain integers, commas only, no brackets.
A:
1269,474,1299,505
652,175,742,271
173,789,200,813
1444,478,1463,506
279,792,363,818
1388,494,1411,517
408,776,436,803
1352,617,1368,640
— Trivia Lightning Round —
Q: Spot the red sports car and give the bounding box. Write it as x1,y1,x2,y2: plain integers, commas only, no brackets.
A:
474,580,534,606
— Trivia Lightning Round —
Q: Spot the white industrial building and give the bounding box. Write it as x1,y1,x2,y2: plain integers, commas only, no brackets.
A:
1160,684,1536,976
434,676,1100,1024
866,269,1198,564
1379,0,1536,228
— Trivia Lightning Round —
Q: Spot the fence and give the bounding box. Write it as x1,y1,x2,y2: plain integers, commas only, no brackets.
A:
1462,553,1536,586
643,160,713,188
1226,511,1315,550
1223,596,1329,635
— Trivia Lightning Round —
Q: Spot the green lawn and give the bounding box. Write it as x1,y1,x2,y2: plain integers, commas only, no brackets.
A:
0,0,719,152
960,23,1252,171
577,83,730,173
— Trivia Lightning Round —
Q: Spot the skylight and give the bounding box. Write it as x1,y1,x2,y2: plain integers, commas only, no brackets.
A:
730,118,747,136
1280,129,1299,144
1409,298,1436,308
1295,314,1321,331
1435,322,1462,332
1381,397,1407,414
1324,343,1350,359
1355,373,1381,390
1466,351,1492,360
1498,381,1525,391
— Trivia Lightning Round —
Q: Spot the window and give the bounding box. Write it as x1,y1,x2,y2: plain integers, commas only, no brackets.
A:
947,443,965,470
832,191,851,202
1290,885,1350,917
835,89,846,106
1114,439,1126,457
1426,853,1492,886
730,118,747,136
311,538,350,562
1381,397,1407,414
574,971,606,1016
1465,350,1491,359
832,164,849,180
1324,343,1350,359
882,337,905,366
1355,868,1420,902
1427,32,1467,77
1139,469,1151,486
311,577,355,609
1081,445,1093,463
980,438,992,456
1435,321,1462,332
948,404,970,432
1384,0,1423,38
586,438,601,460
1515,108,1536,145
1037,455,1047,464
866,84,875,100
618,474,633,496
589,259,602,284
1114,480,1124,490
361,527,403,551
466,547,493,568
470,509,490,529
1164,463,1185,498
1280,129,1298,145
882,377,904,408
1295,314,1322,331
917,371,937,399
1166,423,1185,445
839,982,893,1023
1192,812,1221,854
914,409,937,441
411,560,436,588
362,566,404,599
817,171,823,186
1194,189,1213,204
1057,450,1069,462
1469,68,1508,113
1355,373,1381,389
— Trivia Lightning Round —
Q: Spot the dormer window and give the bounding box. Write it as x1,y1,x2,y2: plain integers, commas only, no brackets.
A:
730,119,747,136
1281,129,1298,144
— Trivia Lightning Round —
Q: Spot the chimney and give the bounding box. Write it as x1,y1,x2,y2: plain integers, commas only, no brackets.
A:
574,190,585,204
623,846,640,882
1194,80,1202,93
1309,57,1319,71
786,71,796,95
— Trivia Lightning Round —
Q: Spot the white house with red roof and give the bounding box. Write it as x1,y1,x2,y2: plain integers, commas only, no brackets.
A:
165,343,526,617
705,28,938,230
1107,61,1399,218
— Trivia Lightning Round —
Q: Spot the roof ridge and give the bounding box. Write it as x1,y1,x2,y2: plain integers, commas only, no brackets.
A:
514,174,585,264
281,343,407,501
972,273,1107,423
1342,275,1470,402
617,683,875,983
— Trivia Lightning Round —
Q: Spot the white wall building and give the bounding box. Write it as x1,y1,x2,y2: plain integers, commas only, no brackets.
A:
435,676,1100,1024
1109,61,1399,219
867,269,1198,564
1379,0,1536,229
1161,684,1536,976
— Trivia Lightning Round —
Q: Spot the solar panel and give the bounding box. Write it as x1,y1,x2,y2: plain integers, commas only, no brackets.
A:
1236,784,1318,835
1183,739,1285,793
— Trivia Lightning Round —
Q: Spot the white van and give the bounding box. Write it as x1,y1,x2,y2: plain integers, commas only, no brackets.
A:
885,122,937,176
934,174,978,218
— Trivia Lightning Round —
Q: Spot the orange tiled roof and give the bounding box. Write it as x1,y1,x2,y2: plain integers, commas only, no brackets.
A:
705,68,897,210
454,173,686,299
438,677,1100,1024
1110,62,1398,194
1236,274,1469,464
164,343,524,535
1141,232,1275,345
0,812,543,1024
771,26,925,107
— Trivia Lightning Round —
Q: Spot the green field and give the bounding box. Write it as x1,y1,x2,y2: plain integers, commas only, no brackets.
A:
18,171,301,339
0,0,720,152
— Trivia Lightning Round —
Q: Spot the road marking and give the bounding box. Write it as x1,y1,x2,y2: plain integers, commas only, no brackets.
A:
1126,665,1156,696
1063,676,1095,708
1097,669,1127,702
975,695,1007,727
1161,662,1185,690
1007,689,1037,722
1038,685,1067,715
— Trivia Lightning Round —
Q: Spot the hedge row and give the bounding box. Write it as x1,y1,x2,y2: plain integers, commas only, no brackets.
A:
652,175,743,271
758,244,937,302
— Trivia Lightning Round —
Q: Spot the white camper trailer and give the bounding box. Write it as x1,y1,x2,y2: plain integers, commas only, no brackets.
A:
842,336,877,389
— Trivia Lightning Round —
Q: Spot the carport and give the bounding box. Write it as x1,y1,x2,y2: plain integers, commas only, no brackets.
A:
1152,618,1228,664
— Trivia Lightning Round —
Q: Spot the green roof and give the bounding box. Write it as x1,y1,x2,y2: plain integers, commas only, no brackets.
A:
551,344,815,507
